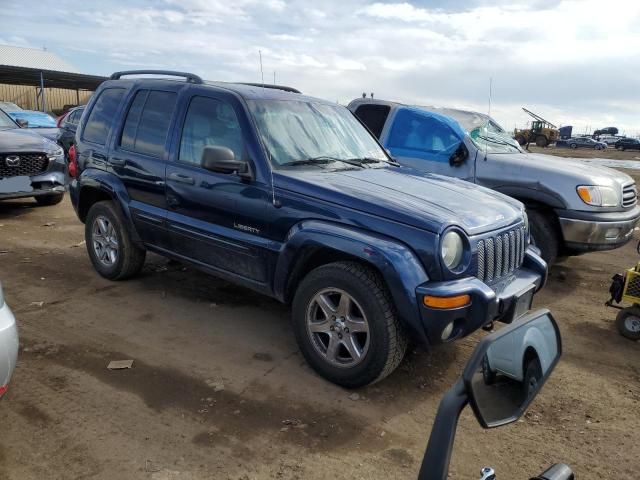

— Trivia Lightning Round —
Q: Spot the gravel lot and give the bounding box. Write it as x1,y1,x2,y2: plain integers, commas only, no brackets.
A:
0,169,639,480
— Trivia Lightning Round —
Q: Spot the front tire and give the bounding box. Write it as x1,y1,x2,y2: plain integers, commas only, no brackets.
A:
85,201,146,280
35,193,64,206
527,209,559,265
569,143,578,149
616,307,640,341
292,261,407,388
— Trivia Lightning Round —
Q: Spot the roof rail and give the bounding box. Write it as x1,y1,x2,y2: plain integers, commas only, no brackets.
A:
238,83,301,94
109,70,203,84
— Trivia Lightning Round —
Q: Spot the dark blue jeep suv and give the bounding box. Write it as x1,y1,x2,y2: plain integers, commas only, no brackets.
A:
69,70,547,387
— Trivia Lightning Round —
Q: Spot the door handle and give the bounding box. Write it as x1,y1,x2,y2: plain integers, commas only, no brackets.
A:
90,152,107,162
168,173,195,185
110,157,126,166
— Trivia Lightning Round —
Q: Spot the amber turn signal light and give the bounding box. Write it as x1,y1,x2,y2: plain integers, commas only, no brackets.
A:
423,294,471,309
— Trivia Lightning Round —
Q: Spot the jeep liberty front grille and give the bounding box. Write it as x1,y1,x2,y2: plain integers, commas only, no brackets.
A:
0,153,49,178
476,225,527,283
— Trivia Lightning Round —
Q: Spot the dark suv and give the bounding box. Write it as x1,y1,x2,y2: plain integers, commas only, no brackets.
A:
615,138,640,151
0,108,66,206
69,70,547,387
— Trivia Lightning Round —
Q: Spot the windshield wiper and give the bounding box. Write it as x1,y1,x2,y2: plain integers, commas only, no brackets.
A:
280,157,336,167
477,134,519,149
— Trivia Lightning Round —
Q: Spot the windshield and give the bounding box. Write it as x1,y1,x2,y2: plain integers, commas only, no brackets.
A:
423,107,522,154
247,100,389,167
8,111,57,128
0,109,17,129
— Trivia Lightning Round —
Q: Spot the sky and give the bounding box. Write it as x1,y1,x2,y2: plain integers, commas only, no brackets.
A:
2,0,640,135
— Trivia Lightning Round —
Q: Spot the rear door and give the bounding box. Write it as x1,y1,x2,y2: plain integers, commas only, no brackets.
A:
381,107,474,181
164,89,272,285
108,86,182,248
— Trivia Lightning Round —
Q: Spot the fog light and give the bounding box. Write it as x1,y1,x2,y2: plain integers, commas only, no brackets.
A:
441,322,454,340
605,228,620,240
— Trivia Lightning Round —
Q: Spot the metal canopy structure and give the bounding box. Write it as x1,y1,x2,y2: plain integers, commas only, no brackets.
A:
0,65,106,91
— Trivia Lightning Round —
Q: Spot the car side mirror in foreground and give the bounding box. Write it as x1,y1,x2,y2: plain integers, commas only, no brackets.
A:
449,143,468,167
201,146,250,178
15,118,28,128
418,309,563,480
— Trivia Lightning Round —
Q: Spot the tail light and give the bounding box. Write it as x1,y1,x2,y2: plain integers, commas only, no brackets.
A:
0,385,7,398
68,144,78,178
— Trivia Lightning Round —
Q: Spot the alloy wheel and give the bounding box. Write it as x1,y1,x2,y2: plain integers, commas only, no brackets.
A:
92,215,119,267
306,288,370,368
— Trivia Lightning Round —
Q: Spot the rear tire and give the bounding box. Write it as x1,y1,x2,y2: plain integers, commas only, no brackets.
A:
523,357,542,400
85,201,146,280
615,307,640,341
527,209,559,265
35,193,64,206
292,261,407,388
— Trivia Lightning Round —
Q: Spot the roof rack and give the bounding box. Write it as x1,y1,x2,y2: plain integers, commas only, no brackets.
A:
238,82,301,94
109,70,203,84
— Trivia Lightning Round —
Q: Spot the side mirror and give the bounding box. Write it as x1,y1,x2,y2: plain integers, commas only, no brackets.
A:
449,143,468,166
465,311,561,427
15,118,28,128
201,146,249,177
419,310,562,480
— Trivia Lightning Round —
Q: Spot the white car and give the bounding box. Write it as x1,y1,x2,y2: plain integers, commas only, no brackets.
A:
482,316,558,396
0,282,19,399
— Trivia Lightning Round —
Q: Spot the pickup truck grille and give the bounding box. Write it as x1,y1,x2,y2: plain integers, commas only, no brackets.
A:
0,153,49,178
622,183,637,208
476,225,527,283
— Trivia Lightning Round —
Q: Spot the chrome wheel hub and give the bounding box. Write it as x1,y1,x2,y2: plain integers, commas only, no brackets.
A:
306,288,370,368
625,315,640,333
92,215,119,267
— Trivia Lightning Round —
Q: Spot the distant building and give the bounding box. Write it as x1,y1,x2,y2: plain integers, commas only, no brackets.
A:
0,44,105,114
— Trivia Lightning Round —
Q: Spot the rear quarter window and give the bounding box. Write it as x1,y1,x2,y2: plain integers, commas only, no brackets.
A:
82,88,126,145
119,90,177,158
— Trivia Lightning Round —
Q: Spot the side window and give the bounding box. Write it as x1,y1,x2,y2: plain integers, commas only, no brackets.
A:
354,104,390,138
119,90,177,158
82,88,125,145
178,96,244,165
387,109,460,153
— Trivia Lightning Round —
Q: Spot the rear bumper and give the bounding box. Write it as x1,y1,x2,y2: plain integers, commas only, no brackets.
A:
557,207,640,252
415,248,547,345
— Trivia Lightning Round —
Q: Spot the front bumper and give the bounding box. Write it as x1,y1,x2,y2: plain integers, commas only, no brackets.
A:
415,248,547,345
557,206,640,252
0,301,19,395
0,163,66,201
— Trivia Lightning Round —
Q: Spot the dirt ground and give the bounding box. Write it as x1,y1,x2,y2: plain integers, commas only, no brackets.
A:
0,173,639,480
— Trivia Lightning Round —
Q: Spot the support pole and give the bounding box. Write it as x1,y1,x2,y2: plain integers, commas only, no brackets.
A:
39,71,47,112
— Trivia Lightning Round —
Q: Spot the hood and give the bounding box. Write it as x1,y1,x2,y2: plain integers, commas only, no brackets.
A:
490,150,634,188
0,128,60,153
28,127,60,142
275,165,523,235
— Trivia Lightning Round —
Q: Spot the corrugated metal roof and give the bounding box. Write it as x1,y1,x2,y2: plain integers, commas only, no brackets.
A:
0,44,79,73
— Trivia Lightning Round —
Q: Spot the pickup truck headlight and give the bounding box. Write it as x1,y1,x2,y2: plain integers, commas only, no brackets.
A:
577,185,620,207
523,210,530,244
0,283,4,308
441,230,464,270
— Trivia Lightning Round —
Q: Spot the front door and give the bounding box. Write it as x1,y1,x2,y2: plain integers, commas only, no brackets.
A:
165,91,272,285
382,107,475,181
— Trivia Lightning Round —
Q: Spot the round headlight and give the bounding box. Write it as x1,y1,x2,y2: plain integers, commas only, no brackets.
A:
441,231,464,270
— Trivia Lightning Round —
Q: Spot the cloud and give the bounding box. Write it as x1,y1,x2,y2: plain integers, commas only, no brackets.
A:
2,0,640,134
